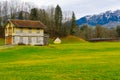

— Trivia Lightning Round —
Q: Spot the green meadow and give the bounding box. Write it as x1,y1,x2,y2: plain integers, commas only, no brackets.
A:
0,37,120,80
0,38,4,46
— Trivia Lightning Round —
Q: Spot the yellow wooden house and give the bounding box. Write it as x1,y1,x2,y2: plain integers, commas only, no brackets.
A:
5,19,48,45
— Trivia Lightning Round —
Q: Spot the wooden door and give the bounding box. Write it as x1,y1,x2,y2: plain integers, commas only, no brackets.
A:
6,36,12,45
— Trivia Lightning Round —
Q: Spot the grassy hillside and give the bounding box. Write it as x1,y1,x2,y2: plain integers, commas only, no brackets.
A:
61,36,86,43
0,42,120,80
50,36,86,44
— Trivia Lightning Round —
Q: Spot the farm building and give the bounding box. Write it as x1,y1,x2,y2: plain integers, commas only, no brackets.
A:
4,19,49,45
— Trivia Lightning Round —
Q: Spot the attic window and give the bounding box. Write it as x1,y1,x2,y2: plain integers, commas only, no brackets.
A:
8,27,12,35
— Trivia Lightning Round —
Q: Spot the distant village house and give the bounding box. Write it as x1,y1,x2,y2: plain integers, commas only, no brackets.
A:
5,20,49,45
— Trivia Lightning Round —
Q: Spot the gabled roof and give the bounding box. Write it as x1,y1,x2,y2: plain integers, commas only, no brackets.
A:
8,19,46,29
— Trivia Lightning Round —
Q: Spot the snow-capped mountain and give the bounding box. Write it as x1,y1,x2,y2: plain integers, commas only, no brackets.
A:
76,10,120,27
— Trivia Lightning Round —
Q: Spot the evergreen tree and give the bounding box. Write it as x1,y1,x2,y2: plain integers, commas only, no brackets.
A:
42,9,47,24
18,11,23,20
54,5,62,31
70,12,77,35
116,26,120,37
29,8,38,20
11,13,15,19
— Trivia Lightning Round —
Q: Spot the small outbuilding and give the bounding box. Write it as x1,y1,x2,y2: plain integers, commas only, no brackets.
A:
54,37,61,44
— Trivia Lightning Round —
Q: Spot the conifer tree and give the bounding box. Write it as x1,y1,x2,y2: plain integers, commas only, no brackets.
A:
29,8,38,20
55,5,62,31
70,12,77,35
116,26,120,37
18,11,23,20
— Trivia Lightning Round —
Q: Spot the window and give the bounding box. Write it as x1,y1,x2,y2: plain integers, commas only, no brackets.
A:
37,28,40,33
8,27,12,35
36,37,40,43
20,28,23,33
29,28,32,33
28,37,31,43
20,37,23,43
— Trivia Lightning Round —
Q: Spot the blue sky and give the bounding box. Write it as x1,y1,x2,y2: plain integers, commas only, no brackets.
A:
2,0,120,19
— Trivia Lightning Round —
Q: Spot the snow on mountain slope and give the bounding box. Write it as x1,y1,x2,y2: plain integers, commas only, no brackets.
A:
76,10,120,27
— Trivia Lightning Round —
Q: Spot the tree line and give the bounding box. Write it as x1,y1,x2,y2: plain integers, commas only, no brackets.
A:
0,0,120,40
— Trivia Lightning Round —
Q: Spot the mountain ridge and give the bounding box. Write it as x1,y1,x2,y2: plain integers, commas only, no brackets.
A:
76,10,120,27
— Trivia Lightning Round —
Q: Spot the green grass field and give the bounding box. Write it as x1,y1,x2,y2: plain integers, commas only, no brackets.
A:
0,38,120,80
0,38,4,46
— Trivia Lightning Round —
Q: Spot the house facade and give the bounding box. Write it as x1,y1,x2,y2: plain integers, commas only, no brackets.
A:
5,19,48,45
